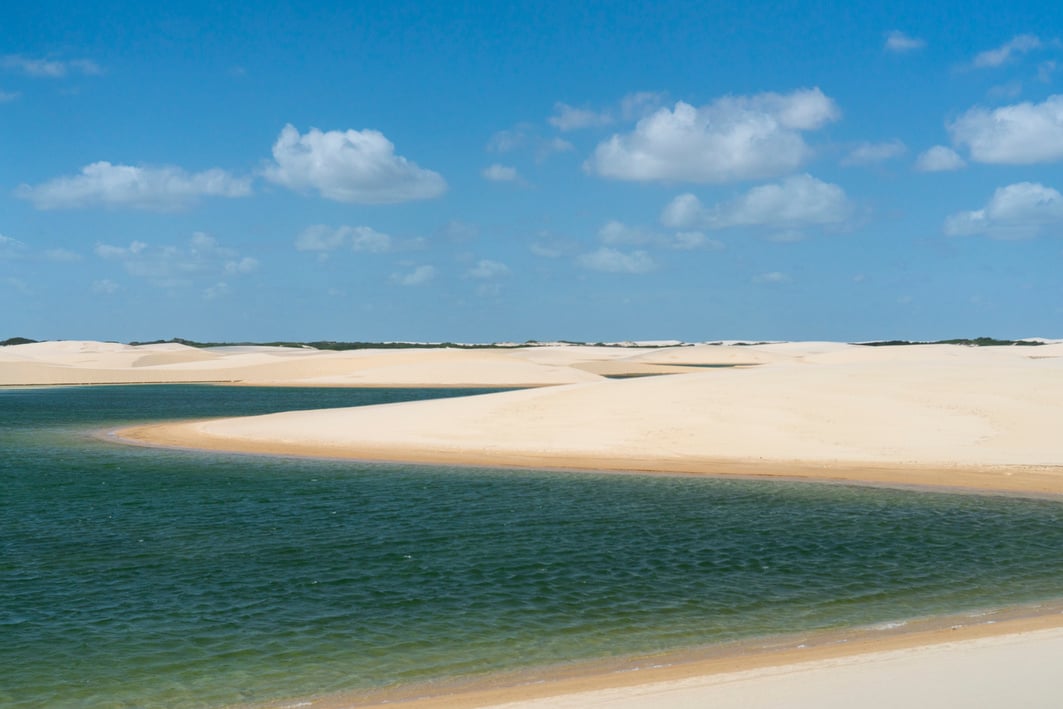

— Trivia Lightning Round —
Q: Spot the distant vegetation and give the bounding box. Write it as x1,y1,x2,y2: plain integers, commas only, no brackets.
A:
860,337,1043,347
2,336,1046,349
127,337,524,350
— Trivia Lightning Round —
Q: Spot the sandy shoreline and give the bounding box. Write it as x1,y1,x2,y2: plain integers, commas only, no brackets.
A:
254,605,1063,708
9,339,1063,707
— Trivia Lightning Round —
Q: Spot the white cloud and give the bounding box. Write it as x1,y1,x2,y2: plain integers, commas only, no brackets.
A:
0,234,27,258
620,91,668,120
1,55,102,78
662,174,850,231
203,282,230,300
673,231,723,250
577,247,656,274
43,248,81,262
466,259,509,279
973,34,1043,68
263,124,446,204
944,182,1063,239
295,225,347,252
487,124,574,160
17,162,251,210
548,102,613,131
391,264,436,286
295,224,393,253
586,88,839,183
916,145,966,172
95,233,257,287
885,31,926,53
752,271,790,284
1039,60,1058,83
482,164,520,182
91,279,120,294
596,220,719,250
949,95,1063,164
0,90,20,102
842,139,907,165
224,257,259,274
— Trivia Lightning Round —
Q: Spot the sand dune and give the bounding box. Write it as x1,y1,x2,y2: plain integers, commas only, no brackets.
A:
115,345,1063,494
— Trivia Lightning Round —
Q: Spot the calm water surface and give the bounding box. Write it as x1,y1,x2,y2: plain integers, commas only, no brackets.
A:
3,385,1063,708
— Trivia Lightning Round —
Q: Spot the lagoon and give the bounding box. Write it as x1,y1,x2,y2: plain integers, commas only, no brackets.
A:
4,385,1063,708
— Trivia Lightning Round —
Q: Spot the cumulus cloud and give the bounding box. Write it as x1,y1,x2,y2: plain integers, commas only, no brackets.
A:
263,124,446,204
295,225,392,253
885,31,926,53
1,55,102,78
949,95,1063,164
586,88,839,183
662,174,850,232
16,162,251,210
95,233,257,287
915,145,967,171
944,182,1063,239
842,139,907,165
548,102,613,131
481,164,520,182
973,34,1043,68
391,264,436,286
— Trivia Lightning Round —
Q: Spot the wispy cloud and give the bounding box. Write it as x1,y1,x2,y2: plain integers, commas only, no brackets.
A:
17,162,251,211
481,164,521,182
842,140,907,166
884,31,926,53
295,225,393,253
94,233,258,287
548,102,613,131
577,247,656,274
972,35,1044,68
1,55,102,78
390,264,436,286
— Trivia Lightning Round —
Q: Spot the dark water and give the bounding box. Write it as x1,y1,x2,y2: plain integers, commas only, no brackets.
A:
3,385,1063,708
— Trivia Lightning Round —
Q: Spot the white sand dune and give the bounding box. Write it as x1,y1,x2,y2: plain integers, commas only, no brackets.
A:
120,348,1063,495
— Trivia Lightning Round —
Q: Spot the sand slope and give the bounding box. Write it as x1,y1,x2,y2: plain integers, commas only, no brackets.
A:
114,349,1063,492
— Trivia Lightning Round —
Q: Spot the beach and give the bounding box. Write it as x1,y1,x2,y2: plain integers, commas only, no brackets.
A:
5,339,1063,707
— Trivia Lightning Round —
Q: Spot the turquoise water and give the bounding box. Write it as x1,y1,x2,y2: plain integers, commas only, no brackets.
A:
3,385,1063,708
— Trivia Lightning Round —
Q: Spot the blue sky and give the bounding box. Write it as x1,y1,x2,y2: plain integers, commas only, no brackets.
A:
2,1,1062,343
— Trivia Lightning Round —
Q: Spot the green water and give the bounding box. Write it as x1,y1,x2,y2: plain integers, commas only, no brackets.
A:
3,385,1063,708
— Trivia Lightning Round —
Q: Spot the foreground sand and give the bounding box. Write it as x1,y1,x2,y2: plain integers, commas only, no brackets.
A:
9,339,1063,707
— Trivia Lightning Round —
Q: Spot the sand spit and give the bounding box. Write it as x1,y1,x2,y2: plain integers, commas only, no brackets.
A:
115,343,1063,495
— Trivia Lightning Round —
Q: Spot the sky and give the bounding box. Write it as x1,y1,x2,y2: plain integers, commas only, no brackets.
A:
2,0,1063,343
